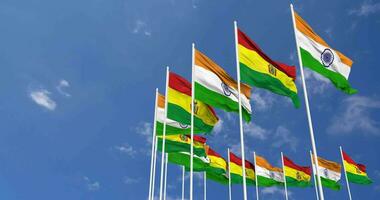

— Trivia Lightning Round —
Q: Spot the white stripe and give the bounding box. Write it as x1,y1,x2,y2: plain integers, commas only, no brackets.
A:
256,165,284,183
313,164,341,182
194,65,252,114
157,107,189,129
296,30,351,79
177,151,211,164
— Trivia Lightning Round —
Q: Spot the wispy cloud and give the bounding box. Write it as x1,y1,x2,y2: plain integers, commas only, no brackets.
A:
83,176,100,191
349,1,380,16
301,69,331,94
213,119,224,135
244,122,269,140
251,90,275,112
261,187,292,198
56,79,71,97
136,122,153,143
272,126,299,152
328,95,380,135
29,89,57,111
113,143,137,157
124,176,141,184
132,20,151,36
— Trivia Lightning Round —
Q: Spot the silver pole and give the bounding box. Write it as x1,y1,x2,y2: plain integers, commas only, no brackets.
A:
228,148,232,200
190,43,195,200
148,89,159,200
310,150,320,200
340,146,353,200
281,152,289,200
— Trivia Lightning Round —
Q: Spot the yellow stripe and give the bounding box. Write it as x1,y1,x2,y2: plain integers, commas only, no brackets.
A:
238,44,298,93
157,135,204,149
167,88,218,126
294,11,353,67
344,160,368,176
229,162,255,180
284,166,311,182
209,155,227,169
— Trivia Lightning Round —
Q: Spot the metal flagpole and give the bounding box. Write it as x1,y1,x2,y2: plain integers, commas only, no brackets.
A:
159,67,170,200
233,20,248,200
228,148,232,200
310,150,320,200
281,152,289,200
340,146,353,200
182,166,185,200
164,153,168,200
204,172,207,200
190,43,195,200
253,152,259,200
148,89,159,200
290,4,325,200
152,136,158,200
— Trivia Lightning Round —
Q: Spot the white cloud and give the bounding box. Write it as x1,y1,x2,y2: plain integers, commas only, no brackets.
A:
328,95,380,135
301,69,331,94
29,89,57,111
83,176,100,191
132,20,151,36
251,90,275,111
212,119,223,135
349,1,380,16
136,122,153,143
261,187,292,198
271,126,299,152
114,143,137,157
325,27,333,39
124,176,140,184
56,79,71,97
244,122,269,140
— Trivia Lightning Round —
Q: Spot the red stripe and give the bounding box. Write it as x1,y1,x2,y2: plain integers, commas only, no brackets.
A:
207,147,222,157
185,135,207,144
342,150,367,172
283,156,311,175
237,28,296,79
168,71,218,119
229,152,254,169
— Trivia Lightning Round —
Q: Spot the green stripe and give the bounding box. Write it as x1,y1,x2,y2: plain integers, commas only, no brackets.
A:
300,48,357,94
155,121,196,136
285,176,312,187
257,175,284,187
157,138,206,157
347,172,373,185
319,176,341,190
206,171,229,185
195,82,251,122
230,173,255,185
240,63,300,108
168,152,209,172
167,103,214,133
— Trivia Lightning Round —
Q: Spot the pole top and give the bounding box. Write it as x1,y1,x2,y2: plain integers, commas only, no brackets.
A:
155,88,158,92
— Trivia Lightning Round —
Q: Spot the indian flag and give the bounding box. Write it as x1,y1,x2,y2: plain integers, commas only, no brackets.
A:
256,155,284,187
313,155,342,190
194,49,252,122
167,72,219,133
283,155,312,187
237,28,300,108
205,147,229,185
293,11,357,94
229,152,255,185
342,150,372,185
157,135,207,157
156,93,204,135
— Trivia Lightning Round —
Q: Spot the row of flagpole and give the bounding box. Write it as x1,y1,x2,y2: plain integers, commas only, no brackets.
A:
146,4,345,200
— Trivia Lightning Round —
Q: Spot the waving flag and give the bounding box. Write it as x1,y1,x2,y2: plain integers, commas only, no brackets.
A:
256,155,284,187
194,49,252,122
294,11,356,94
206,147,229,185
157,135,207,157
237,28,300,107
167,72,219,133
313,155,342,190
229,152,255,185
342,151,372,185
283,155,312,187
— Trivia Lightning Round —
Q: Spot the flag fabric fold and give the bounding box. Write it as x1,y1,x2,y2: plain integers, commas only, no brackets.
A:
283,155,312,187
157,135,207,157
205,147,229,185
342,150,372,185
256,155,284,187
229,152,255,185
313,155,342,190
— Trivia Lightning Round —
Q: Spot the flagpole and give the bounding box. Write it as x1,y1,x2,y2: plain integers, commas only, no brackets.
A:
204,171,207,200
152,136,158,200
148,89,159,200
182,166,185,200
190,42,195,200
340,146,353,200
164,153,168,200
310,150,320,200
253,152,259,200
281,152,289,200
228,148,232,200
159,67,170,200
234,20,248,200
290,4,325,200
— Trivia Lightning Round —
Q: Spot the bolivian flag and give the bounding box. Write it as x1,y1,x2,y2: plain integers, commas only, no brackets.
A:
194,49,252,122
313,155,341,190
156,93,203,135
168,72,219,133
157,135,207,157
229,152,255,185
294,11,357,94
205,147,229,185
256,155,284,187
342,150,372,185
283,155,312,187
237,28,300,108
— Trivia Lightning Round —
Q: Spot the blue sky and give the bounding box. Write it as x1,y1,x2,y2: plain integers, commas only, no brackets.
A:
0,0,380,199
